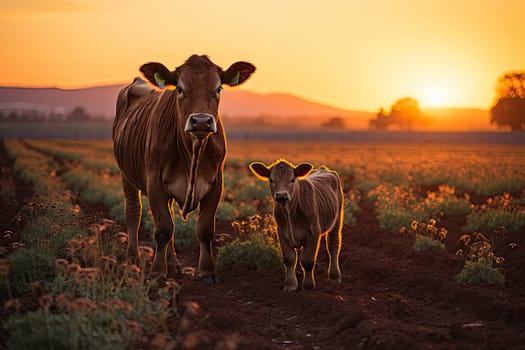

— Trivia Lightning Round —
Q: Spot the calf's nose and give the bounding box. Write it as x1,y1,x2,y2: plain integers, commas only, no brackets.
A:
274,191,290,203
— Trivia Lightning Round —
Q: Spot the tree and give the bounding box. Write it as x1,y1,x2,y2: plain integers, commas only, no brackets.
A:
490,71,525,131
65,106,91,122
321,116,345,129
369,97,428,130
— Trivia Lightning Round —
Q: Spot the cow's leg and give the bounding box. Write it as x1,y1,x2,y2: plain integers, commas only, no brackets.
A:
326,214,343,283
301,234,321,289
196,177,222,283
148,177,173,278
122,177,142,265
166,199,182,277
282,243,298,291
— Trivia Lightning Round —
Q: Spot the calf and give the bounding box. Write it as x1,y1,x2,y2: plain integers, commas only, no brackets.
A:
249,159,343,291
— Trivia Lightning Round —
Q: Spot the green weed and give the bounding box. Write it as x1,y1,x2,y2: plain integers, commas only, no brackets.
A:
216,214,282,272
455,231,507,285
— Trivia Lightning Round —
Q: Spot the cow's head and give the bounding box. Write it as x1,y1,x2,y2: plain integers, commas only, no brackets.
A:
249,159,313,205
140,55,255,139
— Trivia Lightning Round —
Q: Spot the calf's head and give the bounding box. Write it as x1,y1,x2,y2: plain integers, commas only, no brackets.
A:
249,159,313,205
140,55,255,139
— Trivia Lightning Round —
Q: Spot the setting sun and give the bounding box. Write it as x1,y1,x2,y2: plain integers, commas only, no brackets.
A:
426,90,443,107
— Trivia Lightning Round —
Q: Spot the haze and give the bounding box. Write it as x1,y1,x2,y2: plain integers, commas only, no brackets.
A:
1,0,524,112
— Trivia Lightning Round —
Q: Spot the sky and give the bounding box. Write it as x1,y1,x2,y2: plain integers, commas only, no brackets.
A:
0,0,524,112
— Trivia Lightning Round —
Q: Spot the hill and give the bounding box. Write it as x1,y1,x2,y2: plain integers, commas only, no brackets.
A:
0,84,372,129
0,85,496,131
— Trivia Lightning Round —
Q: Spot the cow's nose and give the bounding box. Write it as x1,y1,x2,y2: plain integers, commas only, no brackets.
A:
274,191,290,204
185,113,218,136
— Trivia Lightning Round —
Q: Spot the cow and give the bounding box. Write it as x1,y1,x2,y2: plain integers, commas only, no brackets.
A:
249,159,343,291
113,55,255,282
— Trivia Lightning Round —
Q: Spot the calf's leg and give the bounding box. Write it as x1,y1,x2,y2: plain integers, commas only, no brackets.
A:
280,241,299,291
326,214,342,282
301,234,321,289
122,177,142,265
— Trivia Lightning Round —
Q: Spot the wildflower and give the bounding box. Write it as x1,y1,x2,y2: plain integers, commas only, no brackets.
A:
123,319,142,333
69,297,98,312
55,258,69,269
31,281,43,293
4,299,22,313
101,255,118,267
115,232,128,244
67,263,81,275
39,294,53,311
111,299,133,312
55,293,73,311
139,245,154,261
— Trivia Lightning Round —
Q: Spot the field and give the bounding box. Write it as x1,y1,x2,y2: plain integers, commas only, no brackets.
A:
1,138,524,349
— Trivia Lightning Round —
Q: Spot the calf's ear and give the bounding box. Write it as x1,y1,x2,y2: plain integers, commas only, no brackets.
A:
140,62,178,89
222,62,256,86
249,162,271,180
294,163,313,178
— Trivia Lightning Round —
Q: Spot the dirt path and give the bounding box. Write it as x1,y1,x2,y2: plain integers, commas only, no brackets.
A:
172,200,525,349
1,141,524,349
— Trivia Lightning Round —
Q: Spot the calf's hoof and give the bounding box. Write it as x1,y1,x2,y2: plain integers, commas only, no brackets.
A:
283,285,298,292
202,276,219,285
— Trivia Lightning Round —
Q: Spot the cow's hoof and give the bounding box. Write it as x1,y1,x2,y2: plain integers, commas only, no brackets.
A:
202,276,219,285
283,285,298,292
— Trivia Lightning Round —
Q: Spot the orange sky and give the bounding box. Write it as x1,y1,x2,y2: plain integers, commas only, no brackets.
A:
1,0,524,112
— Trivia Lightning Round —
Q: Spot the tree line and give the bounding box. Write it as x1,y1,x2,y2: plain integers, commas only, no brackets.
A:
0,106,108,123
369,71,525,131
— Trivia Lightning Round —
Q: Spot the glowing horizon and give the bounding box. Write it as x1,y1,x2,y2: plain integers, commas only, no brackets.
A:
1,0,524,112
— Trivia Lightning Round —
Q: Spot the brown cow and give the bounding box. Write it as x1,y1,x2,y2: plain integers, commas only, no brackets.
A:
113,55,255,282
249,159,343,291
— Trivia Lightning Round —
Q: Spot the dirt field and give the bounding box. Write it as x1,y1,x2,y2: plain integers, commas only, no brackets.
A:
1,141,525,350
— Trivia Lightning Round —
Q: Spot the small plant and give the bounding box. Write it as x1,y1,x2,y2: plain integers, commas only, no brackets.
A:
423,185,471,217
464,193,525,234
403,218,447,252
216,214,282,272
343,190,361,227
369,184,427,232
455,230,507,285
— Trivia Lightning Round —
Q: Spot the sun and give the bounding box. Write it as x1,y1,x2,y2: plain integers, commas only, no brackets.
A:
426,91,443,107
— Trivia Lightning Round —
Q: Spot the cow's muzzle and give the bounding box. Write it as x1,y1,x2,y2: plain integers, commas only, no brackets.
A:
274,191,291,204
185,113,217,138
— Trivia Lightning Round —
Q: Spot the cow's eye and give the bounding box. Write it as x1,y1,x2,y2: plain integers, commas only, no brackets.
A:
176,86,184,95
269,178,274,184
217,86,223,95
291,178,296,183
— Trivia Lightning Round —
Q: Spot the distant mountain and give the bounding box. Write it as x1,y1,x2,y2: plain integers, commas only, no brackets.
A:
0,84,495,131
0,84,373,129
0,85,123,119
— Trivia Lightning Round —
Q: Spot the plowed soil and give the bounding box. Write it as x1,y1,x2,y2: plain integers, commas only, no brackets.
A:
1,142,524,350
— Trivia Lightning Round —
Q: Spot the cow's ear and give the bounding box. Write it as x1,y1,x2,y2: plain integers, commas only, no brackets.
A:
294,162,313,178
249,162,271,180
140,62,177,89
222,62,256,86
